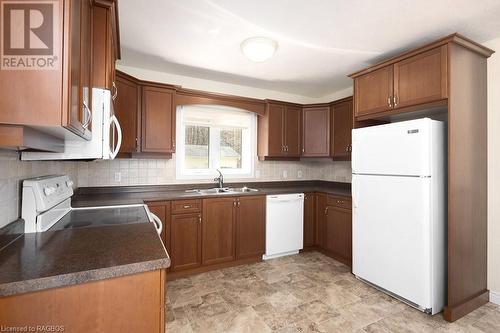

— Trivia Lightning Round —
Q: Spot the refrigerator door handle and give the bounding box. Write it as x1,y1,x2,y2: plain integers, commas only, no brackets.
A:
352,176,359,209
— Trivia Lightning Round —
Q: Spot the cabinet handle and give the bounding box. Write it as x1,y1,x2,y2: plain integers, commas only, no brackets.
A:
183,205,191,209
324,206,329,215
387,96,392,108
135,137,139,152
112,81,118,101
82,101,92,129
393,95,398,107
233,201,237,207
237,201,240,207
198,214,202,223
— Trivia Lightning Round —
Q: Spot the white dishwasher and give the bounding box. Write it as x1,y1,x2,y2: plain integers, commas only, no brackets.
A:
264,193,304,260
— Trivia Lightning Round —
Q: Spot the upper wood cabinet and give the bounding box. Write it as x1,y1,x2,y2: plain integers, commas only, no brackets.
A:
393,46,447,109
236,196,265,259
114,72,140,155
202,197,236,266
354,65,394,117
141,86,176,154
0,0,94,140
92,0,120,90
302,106,330,157
258,101,301,159
331,97,353,160
113,72,177,158
284,105,302,156
352,45,447,119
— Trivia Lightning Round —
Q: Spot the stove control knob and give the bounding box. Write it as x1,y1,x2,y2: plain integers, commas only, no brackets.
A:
44,186,56,196
66,180,74,188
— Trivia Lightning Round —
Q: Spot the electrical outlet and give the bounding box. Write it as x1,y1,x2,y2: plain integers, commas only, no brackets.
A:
297,170,303,178
282,170,288,179
114,172,121,182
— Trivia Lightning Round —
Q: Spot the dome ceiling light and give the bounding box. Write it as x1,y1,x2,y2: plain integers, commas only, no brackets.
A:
240,37,278,62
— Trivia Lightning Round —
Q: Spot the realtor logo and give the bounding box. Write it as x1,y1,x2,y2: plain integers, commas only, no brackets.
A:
1,0,59,70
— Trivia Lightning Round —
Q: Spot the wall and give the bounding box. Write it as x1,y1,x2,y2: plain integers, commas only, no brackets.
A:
76,158,351,187
485,37,500,302
0,150,79,228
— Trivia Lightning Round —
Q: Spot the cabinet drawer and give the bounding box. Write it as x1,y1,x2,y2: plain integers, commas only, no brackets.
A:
327,196,352,210
172,200,201,214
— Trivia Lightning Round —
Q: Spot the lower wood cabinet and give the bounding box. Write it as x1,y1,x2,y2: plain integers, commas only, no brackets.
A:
170,213,202,271
303,192,316,247
315,193,328,249
202,197,236,265
236,196,265,259
0,270,166,333
146,202,171,256
166,195,265,277
312,193,352,267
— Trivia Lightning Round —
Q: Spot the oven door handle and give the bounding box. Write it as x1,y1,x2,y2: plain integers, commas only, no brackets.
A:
150,213,163,235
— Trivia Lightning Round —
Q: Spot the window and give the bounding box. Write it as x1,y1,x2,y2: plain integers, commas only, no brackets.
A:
176,105,256,179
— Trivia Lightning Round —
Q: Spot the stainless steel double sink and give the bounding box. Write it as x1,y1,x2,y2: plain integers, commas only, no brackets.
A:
185,187,259,195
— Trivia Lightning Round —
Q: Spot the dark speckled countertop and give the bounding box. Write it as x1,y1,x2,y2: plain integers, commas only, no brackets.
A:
0,222,170,297
72,180,351,207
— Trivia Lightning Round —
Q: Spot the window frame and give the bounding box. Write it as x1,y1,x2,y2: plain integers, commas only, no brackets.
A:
175,105,256,180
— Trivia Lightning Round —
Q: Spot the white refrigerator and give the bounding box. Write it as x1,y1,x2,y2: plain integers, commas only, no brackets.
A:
352,118,446,315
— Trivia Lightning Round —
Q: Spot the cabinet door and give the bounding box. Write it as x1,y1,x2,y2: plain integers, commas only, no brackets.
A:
315,194,327,248
285,105,302,156
147,203,171,256
114,74,140,154
302,107,330,157
171,214,201,271
303,193,316,247
202,198,236,265
267,103,285,156
325,206,352,264
331,99,353,159
354,65,393,117
67,0,93,139
236,196,265,259
91,1,118,90
141,86,175,153
393,46,447,109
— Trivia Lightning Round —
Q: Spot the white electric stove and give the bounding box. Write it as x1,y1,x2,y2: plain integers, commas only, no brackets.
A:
21,175,162,235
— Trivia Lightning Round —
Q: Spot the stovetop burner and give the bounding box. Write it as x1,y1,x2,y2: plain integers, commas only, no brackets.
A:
49,206,151,231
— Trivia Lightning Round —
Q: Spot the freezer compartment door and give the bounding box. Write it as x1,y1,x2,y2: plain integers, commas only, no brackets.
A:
352,174,432,309
352,118,438,176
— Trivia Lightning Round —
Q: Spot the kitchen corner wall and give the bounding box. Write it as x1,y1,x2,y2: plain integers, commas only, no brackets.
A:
76,158,352,187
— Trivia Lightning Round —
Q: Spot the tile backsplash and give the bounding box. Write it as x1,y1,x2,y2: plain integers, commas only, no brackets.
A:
76,156,352,187
0,150,79,228
0,150,351,228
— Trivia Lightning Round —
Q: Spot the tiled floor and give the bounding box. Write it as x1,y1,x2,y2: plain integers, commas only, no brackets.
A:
166,252,500,332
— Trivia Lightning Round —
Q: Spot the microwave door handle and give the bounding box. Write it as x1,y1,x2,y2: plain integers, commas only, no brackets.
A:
109,115,122,159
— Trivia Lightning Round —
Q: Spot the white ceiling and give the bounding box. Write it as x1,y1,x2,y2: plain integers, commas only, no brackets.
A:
118,0,500,98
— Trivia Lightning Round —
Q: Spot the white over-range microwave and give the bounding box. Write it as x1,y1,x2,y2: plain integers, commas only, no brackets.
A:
22,88,122,161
